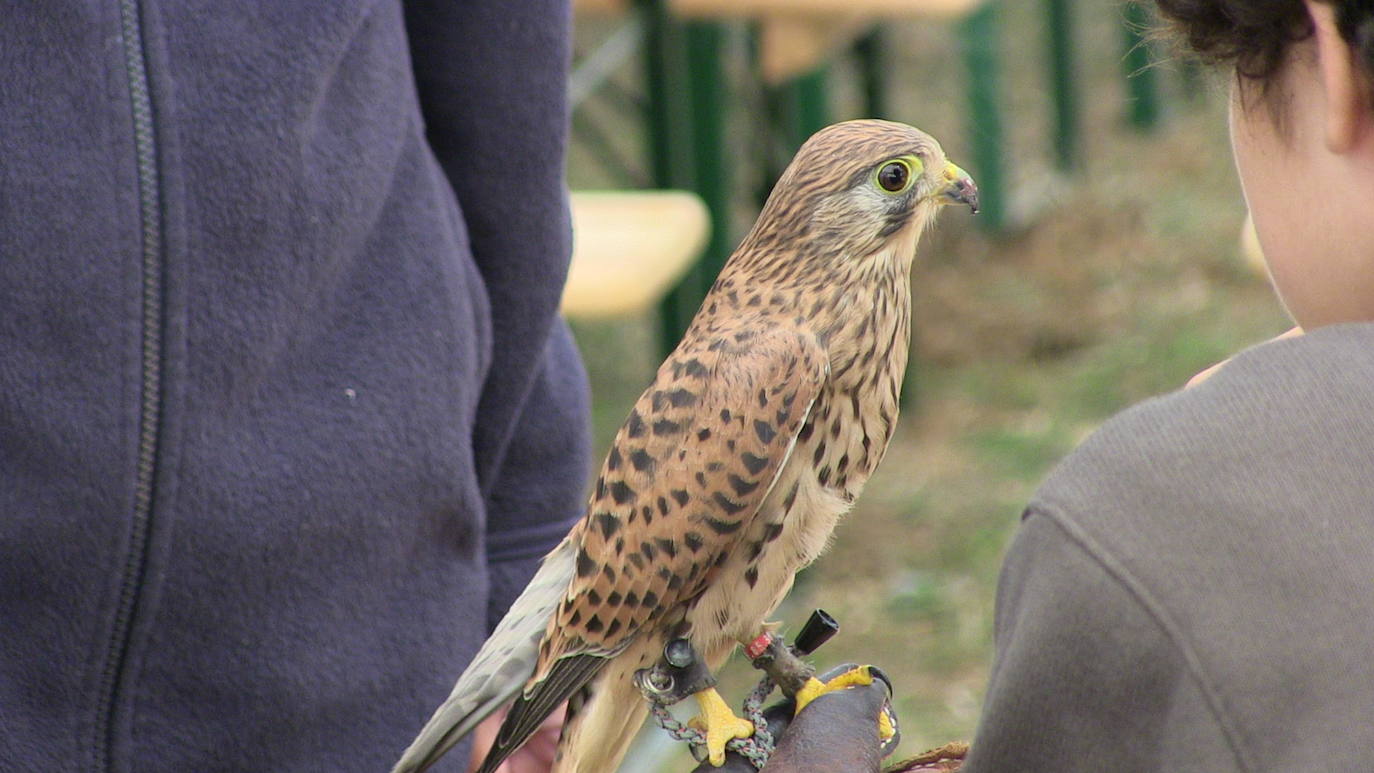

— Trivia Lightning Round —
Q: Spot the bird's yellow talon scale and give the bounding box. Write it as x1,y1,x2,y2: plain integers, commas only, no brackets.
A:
793,676,828,714
824,665,876,691
878,708,896,741
691,687,755,766
793,665,875,715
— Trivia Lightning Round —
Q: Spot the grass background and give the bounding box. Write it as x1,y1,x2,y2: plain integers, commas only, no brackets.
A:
567,1,1292,764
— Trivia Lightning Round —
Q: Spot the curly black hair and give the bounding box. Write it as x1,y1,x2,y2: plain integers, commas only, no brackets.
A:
1152,0,1374,91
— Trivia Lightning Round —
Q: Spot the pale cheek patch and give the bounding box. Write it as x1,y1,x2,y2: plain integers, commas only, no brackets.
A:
809,186,906,255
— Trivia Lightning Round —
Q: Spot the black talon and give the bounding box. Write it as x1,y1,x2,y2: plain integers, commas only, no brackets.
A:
867,664,894,698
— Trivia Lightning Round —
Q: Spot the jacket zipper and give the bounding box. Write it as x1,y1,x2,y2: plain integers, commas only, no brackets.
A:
96,0,165,768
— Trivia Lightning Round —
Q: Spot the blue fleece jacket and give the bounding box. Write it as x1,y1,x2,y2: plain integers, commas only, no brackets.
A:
0,2,589,771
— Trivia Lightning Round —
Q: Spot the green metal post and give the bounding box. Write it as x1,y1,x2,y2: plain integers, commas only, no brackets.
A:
789,67,829,147
959,2,1006,232
1121,1,1160,129
638,0,699,352
682,21,731,312
1045,0,1079,170
854,27,889,119
748,24,787,207
638,0,690,188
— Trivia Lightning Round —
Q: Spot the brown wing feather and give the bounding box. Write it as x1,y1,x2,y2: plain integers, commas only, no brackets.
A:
473,654,604,773
534,323,828,676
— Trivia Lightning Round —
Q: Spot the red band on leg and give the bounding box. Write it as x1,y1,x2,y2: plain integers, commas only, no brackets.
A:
745,632,774,660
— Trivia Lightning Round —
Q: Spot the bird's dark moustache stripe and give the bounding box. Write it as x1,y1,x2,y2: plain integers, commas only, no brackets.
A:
877,206,915,238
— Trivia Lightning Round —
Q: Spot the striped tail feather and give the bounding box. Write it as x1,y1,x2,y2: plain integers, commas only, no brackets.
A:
473,654,607,773
391,538,578,773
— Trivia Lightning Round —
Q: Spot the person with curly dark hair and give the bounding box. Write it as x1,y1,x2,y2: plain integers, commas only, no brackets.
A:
955,1,1374,769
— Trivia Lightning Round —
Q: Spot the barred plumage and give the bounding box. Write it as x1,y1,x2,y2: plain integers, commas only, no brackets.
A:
393,119,978,773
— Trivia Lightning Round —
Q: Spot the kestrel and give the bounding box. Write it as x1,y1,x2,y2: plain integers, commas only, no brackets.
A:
393,119,978,773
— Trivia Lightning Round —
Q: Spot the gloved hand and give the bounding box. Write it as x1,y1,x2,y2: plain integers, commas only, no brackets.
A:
690,665,893,773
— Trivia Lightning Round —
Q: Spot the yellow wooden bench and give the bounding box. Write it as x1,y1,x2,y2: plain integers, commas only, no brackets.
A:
562,190,712,318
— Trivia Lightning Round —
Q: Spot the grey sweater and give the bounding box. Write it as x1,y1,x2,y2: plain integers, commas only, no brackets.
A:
963,323,1374,771
0,2,588,771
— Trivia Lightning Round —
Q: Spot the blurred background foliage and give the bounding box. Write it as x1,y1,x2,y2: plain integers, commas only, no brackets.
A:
565,0,1291,763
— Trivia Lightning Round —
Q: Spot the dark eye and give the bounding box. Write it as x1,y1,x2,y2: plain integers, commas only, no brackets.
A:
877,160,910,192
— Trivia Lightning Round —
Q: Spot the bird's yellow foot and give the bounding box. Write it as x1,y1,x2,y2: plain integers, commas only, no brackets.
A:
688,687,755,766
877,704,897,742
794,664,876,713
794,665,897,742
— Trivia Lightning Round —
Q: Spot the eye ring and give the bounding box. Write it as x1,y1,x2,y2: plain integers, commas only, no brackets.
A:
875,159,914,193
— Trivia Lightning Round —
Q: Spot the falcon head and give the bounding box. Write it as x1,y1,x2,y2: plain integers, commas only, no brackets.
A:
745,119,978,265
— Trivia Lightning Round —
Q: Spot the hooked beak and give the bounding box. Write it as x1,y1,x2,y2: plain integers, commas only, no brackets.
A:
939,162,979,214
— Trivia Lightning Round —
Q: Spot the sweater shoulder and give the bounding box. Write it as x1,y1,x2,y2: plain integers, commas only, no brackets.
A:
1019,324,1374,768
1032,322,1374,528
